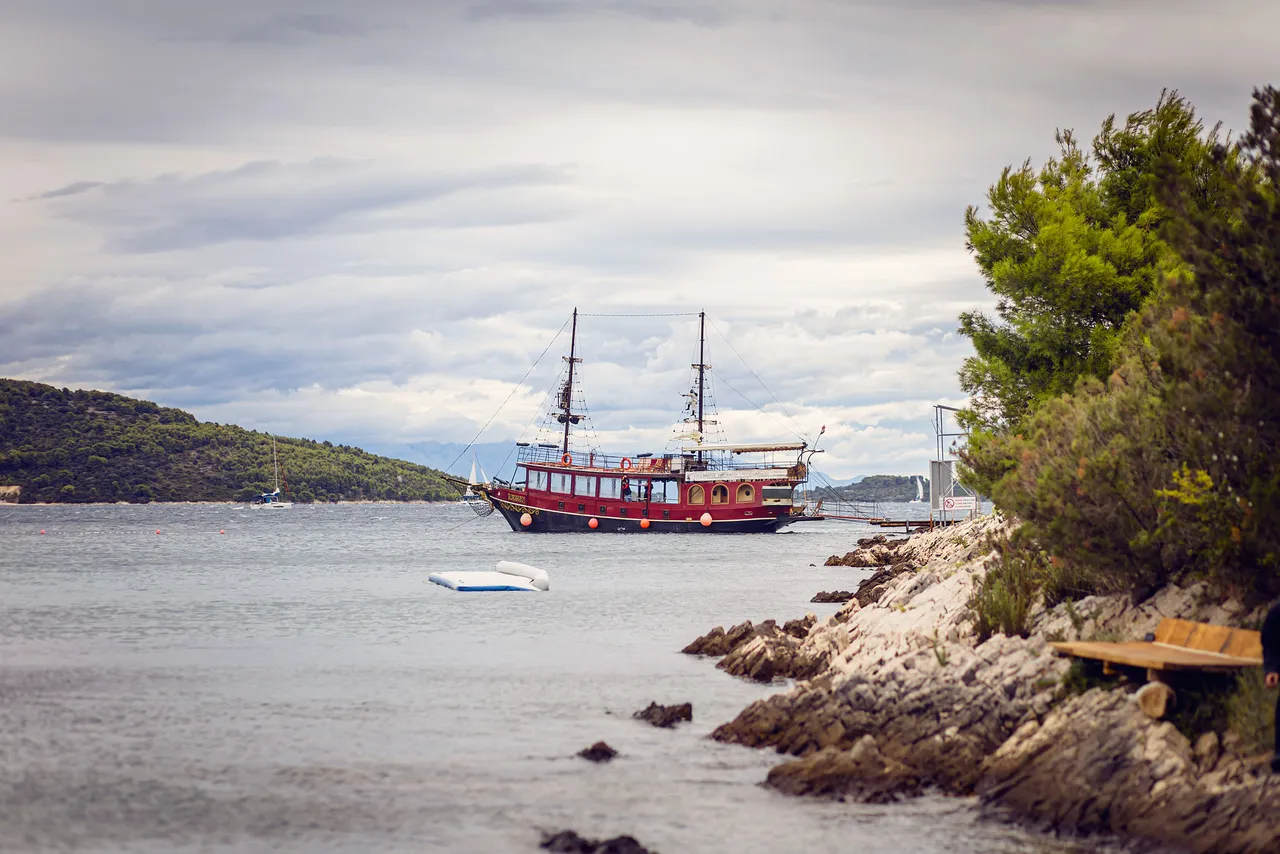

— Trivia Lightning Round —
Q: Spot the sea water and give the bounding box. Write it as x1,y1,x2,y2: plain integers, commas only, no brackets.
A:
0,503,1111,853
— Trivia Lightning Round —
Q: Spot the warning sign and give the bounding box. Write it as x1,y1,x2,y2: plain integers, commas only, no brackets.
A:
942,495,977,512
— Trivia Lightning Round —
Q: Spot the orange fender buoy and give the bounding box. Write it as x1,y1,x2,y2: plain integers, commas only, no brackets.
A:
640,518,650,529
39,529,46,535
700,513,712,527
520,513,533,527
155,530,162,535
588,517,599,529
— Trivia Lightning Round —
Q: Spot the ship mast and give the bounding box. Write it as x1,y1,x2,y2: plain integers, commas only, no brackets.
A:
696,310,706,462
561,307,580,456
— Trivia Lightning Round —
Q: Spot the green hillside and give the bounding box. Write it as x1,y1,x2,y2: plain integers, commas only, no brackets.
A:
0,379,455,503
816,474,927,502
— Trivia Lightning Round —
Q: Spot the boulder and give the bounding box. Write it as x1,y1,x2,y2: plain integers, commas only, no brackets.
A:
682,620,756,656
633,702,692,728
577,741,618,762
540,830,655,854
765,736,923,803
810,590,855,604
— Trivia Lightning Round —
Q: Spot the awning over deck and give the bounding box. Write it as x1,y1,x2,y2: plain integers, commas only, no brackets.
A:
679,442,807,454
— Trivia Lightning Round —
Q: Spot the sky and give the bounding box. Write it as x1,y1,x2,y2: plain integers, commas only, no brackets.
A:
1,0,1275,479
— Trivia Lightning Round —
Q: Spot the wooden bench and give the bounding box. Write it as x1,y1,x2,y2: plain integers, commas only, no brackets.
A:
1050,617,1262,677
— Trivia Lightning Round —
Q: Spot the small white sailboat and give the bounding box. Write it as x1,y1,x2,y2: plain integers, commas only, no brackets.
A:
461,455,490,509
909,475,925,504
251,436,293,509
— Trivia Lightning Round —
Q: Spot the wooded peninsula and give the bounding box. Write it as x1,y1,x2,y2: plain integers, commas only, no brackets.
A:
0,379,454,503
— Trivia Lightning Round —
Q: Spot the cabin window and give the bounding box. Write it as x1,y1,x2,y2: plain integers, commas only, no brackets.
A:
688,485,705,504
574,475,597,497
736,484,754,504
651,479,680,503
599,505,607,515
762,485,793,503
577,503,586,512
662,509,670,519
599,477,622,499
531,470,549,491
711,484,729,505
551,473,571,494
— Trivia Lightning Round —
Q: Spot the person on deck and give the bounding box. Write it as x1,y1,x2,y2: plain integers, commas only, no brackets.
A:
621,477,631,502
1264,601,1280,773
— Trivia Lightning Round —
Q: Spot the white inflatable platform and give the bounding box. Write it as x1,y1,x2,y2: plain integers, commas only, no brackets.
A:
428,561,550,592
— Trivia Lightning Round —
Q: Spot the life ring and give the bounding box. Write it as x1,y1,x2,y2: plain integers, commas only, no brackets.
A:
561,453,573,465
619,457,633,470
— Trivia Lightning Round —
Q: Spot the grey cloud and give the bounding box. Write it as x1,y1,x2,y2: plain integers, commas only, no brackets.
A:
37,159,572,253
466,1,729,26
26,180,104,201
231,13,367,43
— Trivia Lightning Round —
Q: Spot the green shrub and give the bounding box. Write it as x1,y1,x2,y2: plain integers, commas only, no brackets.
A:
1227,668,1276,756
968,541,1043,642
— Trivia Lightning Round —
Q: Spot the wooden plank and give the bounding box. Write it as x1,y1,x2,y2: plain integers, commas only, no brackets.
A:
1050,640,1260,671
1152,617,1262,656
1224,628,1264,659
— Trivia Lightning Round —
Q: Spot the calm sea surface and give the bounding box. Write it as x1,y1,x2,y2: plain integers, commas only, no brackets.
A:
0,503,1104,853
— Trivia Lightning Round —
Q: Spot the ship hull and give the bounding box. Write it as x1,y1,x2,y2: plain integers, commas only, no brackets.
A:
491,500,798,533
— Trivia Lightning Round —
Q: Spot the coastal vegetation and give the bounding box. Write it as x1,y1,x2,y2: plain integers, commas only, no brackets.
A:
816,474,925,503
958,86,1280,612
0,379,454,503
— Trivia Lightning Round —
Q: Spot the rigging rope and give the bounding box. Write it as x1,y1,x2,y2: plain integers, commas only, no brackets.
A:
444,316,571,477
709,369,808,443
577,312,701,317
707,319,811,442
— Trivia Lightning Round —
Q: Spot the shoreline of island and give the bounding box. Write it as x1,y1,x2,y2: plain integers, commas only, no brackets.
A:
683,515,1279,853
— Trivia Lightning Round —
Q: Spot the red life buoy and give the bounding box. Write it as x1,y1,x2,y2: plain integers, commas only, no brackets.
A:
619,457,632,470
562,453,573,465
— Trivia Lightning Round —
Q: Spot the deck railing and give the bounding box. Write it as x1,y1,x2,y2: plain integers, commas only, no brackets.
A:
515,445,804,474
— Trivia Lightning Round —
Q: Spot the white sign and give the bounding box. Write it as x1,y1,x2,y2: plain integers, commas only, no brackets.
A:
942,495,977,512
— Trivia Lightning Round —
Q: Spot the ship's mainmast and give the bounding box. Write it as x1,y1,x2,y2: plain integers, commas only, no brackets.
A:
696,310,706,462
559,307,581,455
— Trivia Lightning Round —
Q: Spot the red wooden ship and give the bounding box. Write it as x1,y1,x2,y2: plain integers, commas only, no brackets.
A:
452,310,823,533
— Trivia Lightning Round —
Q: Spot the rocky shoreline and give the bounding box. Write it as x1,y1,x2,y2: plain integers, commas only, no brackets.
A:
685,515,1280,854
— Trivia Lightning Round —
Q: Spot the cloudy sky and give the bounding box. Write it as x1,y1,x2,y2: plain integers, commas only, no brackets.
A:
1,0,1274,479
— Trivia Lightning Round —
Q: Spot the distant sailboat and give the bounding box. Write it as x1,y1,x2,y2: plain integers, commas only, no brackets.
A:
461,455,490,508
250,436,293,509
909,476,925,504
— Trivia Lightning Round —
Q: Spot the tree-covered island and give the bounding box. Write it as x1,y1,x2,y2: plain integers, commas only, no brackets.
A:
0,379,454,503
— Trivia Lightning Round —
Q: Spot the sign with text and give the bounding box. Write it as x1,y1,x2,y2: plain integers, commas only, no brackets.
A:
941,495,977,512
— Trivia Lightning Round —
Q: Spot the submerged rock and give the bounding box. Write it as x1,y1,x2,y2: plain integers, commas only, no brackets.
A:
540,830,656,853
810,590,855,603
577,741,618,762
633,702,692,728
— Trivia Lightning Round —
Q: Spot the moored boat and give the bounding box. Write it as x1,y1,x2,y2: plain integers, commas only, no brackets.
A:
250,436,293,509
451,310,822,533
